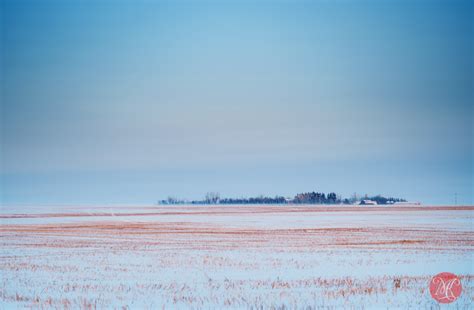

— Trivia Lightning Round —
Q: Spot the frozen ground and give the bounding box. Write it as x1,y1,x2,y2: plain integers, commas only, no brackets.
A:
1,205,473,309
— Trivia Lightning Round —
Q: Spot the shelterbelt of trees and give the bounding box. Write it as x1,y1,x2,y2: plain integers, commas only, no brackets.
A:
159,192,406,205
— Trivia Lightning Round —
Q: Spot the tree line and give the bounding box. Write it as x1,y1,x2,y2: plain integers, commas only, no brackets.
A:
159,191,406,205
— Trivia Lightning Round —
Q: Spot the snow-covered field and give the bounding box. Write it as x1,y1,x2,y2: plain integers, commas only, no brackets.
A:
1,205,473,309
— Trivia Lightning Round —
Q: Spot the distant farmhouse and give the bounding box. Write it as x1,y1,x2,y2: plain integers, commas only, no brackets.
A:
359,200,378,205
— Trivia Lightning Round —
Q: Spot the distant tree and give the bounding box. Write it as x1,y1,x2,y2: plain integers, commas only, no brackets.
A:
327,192,337,204
350,193,358,204
167,196,178,204
205,192,220,204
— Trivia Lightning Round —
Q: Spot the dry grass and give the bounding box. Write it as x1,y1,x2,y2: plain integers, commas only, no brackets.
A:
1,205,473,308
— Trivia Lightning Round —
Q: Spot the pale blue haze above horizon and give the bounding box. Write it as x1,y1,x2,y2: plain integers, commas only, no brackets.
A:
1,0,472,205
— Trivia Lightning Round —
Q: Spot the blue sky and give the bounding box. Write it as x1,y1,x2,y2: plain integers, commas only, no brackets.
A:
1,0,472,205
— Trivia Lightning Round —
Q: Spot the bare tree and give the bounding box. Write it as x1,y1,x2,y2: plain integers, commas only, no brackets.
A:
205,192,220,204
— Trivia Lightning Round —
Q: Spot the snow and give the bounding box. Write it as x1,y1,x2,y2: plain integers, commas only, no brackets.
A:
1,205,472,308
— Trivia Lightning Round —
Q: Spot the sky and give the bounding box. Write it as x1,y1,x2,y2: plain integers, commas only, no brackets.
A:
1,0,472,205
